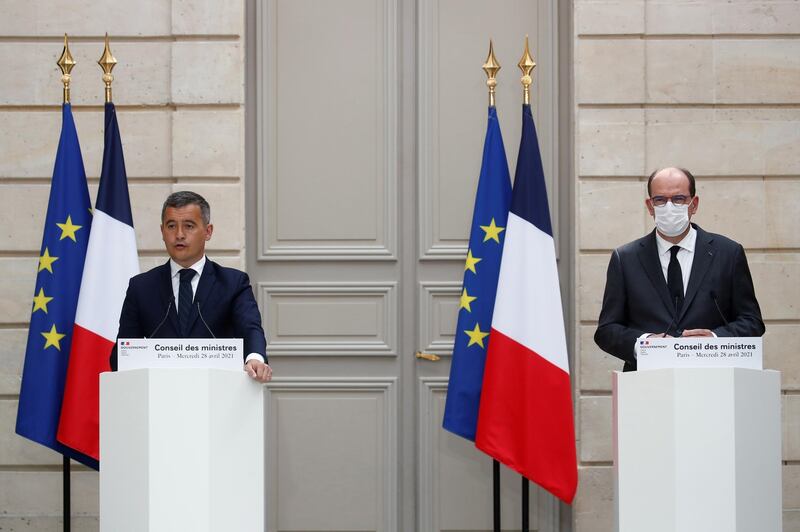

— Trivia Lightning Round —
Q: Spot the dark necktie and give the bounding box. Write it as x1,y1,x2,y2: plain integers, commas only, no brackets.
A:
667,245,684,314
178,268,196,336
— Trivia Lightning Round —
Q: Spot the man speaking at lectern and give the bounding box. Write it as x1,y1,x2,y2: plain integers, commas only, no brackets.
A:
594,167,765,371
110,191,272,382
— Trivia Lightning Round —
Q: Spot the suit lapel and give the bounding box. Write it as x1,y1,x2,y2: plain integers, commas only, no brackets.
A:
636,231,676,317
158,261,180,335
186,259,217,335
679,226,715,322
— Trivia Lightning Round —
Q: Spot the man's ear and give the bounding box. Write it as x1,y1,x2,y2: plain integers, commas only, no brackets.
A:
205,223,214,241
645,197,655,217
689,196,699,216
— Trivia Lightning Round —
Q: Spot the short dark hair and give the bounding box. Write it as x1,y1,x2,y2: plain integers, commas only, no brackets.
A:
647,167,696,197
161,191,211,225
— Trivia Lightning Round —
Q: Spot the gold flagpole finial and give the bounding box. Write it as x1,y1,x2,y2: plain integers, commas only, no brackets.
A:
98,33,117,103
518,35,536,105
483,40,501,107
57,34,76,104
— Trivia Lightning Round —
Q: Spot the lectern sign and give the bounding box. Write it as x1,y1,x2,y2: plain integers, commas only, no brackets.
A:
117,338,243,371
637,337,762,371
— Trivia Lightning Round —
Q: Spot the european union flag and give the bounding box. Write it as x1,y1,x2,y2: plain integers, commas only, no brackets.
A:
443,106,512,441
15,104,98,468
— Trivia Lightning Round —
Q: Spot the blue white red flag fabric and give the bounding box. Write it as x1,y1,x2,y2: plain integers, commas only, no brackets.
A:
58,102,139,462
442,106,512,440
475,104,578,503
15,104,99,469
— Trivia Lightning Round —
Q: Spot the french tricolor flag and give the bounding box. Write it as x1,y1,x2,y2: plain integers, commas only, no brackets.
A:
475,104,578,503
57,102,139,462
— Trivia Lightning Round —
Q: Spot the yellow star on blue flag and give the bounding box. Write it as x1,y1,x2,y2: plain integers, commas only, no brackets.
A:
464,249,481,274
480,218,505,243
460,288,477,312
38,248,58,273
41,324,66,351
32,288,53,314
56,215,82,242
464,323,490,348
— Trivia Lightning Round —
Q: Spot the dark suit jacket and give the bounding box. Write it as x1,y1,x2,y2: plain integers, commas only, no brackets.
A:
110,259,267,370
594,225,764,371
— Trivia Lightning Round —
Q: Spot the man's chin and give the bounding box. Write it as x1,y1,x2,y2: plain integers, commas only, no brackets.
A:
168,250,191,265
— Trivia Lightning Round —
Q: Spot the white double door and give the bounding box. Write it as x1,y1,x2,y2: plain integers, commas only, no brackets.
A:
247,1,565,530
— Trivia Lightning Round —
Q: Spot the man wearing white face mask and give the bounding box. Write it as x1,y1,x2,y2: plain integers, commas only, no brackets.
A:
594,167,765,371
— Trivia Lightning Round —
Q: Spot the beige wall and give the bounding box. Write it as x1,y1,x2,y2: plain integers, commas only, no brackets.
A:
573,1,800,531
0,1,245,529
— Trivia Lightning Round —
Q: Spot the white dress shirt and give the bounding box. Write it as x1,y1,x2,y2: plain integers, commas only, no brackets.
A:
169,256,265,364
635,226,714,356
169,256,205,314
654,226,696,294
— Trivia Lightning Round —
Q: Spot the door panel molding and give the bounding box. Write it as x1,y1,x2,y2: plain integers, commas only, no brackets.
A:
266,377,398,532
418,377,560,532
259,281,398,356
417,0,561,261
256,0,399,261
418,281,460,356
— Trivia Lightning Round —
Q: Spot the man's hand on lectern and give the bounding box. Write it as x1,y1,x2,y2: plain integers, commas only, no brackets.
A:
245,359,273,383
682,329,714,337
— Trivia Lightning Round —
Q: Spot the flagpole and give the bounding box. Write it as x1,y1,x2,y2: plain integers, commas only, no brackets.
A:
517,36,536,532
63,456,71,532
98,33,117,104
522,476,529,532
518,35,536,106
481,40,503,532
493,460,501,531
58,34,75,104
78,49,119,521
57,33,76,532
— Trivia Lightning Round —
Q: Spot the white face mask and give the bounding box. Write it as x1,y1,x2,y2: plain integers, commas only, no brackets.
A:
653,201,690,237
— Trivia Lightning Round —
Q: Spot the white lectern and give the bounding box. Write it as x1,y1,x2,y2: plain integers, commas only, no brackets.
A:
613,368,781,532
100,368,264,532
